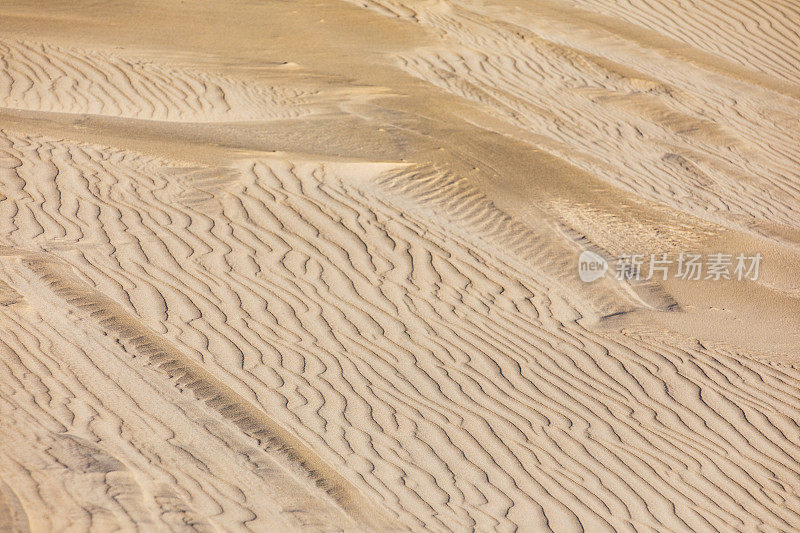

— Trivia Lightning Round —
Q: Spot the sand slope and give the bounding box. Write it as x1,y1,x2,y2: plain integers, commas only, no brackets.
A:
1,131,799,531
353,0,800,236
1,0,799,532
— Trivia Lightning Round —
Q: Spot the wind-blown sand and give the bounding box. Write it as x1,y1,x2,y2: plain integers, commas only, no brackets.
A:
1,1,799,531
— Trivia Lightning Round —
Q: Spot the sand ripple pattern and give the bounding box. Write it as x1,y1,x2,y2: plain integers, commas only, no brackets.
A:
1,130,800,531
349,1,800,238
0,40,313,122
571,0,800,87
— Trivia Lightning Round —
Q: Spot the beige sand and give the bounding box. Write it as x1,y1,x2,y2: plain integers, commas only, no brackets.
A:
0,0,799,531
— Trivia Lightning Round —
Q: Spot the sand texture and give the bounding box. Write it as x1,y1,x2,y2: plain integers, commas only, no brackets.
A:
1,1,799,531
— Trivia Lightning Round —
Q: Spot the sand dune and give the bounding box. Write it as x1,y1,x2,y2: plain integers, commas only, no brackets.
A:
1,1,799,532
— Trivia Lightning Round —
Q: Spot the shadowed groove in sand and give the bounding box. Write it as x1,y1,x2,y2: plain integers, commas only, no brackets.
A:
0,255,376,531
0,39,314,122
570,0,800,86
372,164,675,314
11,251,397,532
348,0,800,242
2,128,800,530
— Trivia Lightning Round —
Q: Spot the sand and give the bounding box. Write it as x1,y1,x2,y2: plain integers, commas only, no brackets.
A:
0,0,799,531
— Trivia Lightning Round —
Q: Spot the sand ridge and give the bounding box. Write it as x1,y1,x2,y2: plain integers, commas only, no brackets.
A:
352,0,800,236
0,1,799,531
0,39,316,122
0,130,799,530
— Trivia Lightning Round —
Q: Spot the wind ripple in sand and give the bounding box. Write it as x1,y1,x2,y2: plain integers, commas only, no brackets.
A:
1,130,800,531
348,0,800,240
0,40,314,122
571,0,800,87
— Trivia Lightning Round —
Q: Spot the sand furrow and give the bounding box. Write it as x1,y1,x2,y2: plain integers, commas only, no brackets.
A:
1,129,799,530
0,250,378,531
345,0,800,244
0,40,314,122
571,0,800,86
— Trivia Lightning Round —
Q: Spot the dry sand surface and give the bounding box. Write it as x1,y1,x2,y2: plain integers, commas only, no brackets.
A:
1,0,800,531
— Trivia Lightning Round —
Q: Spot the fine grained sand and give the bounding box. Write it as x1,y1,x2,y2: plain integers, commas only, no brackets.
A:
0,1,799,531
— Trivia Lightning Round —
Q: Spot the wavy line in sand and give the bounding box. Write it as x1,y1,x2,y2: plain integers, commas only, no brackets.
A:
0,249,392,531
347,0,800,242
2,130,800,530
571,0,800,87
9,249,395,531
0,39,315,122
